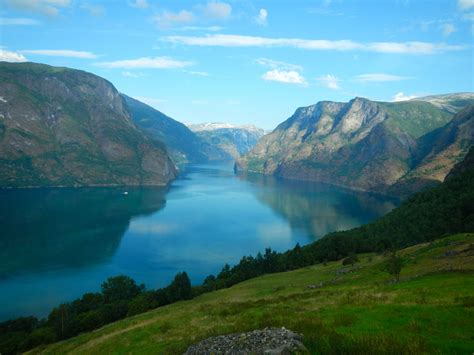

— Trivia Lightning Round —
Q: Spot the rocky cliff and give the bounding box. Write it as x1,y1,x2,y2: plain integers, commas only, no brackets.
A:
0,62,177,187
236,94,473,196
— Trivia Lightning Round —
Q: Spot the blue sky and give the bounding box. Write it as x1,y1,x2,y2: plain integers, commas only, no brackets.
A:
0,0,473,129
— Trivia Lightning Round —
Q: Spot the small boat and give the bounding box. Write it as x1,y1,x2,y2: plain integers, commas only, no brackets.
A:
123,191,128,195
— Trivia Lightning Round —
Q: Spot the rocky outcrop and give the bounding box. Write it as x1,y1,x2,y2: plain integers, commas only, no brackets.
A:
236,95,474,196
0,62,177,188
188,122,265,160
185,328,307,355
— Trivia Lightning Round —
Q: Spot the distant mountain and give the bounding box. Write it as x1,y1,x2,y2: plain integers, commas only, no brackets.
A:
0,62,177,188
188,122,265,159
236,94,474,196
410,93,474,114
122,95,229,163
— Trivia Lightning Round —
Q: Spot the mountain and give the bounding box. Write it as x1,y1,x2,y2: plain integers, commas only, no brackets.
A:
0,62,177,188
236,94,474,196
411,92,474,113
188,122,265,159
122,95,229,163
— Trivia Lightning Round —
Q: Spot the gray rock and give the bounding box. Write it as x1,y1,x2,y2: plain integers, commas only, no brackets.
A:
184,327,307,355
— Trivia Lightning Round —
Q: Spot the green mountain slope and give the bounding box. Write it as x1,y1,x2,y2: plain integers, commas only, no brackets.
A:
0,62,176,187
122,95,229,163
30,233,474,354
236,95,474,196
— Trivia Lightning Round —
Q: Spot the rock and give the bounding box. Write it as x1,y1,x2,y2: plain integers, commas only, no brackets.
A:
184,327,307,355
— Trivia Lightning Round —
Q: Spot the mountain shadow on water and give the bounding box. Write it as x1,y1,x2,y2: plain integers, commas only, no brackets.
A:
237,171,399,240
0,187,168,278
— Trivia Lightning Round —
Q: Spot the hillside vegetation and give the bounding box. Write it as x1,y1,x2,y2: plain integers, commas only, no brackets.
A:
31,233,474,354
0,62,176,187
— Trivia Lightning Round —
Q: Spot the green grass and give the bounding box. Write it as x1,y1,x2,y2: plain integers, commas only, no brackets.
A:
31,234,474,354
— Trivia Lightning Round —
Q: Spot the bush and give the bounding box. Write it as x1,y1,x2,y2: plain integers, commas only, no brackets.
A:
342,253,359,266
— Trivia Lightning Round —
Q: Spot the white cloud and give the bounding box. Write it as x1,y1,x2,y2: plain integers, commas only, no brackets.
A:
0,17,40,25
354,73,412,82
129,0,149,9
5,0,70,17
164,34,466,54
262,70,307,85
255,8,268,25
440,23,457,37
0,48,28,62
121,71,144,78
392,92,418,102
199,1,232,19
256,58,302,71
96,56,193,69
80,3,105,16
316,74,341,89
458,0,474,10
21,49,98,58
153,10,194,28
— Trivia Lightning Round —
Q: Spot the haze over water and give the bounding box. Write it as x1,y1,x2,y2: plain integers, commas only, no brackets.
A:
0,161,397,320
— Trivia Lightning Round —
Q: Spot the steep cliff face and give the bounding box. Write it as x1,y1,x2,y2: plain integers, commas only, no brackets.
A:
236,94,474,196
122,95,229,163
0,62,177,187
187,123,265,160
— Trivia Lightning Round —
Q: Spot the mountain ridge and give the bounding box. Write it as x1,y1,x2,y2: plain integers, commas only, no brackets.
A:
0,62,177,188
236,93,473,196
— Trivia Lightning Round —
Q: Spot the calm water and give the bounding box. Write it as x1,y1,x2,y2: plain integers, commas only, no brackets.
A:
0,161,398,321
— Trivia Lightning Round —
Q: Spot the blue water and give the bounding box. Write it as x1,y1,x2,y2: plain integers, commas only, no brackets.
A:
0,161,397,321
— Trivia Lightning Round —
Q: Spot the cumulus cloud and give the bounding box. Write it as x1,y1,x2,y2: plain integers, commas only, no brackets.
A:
316,74,341,89
95,56,193,69
0,17,40,25
5,0,70,17
458,0,474,10
199,1,232,19
153,10,194,28
0,48,28,62
440,23,457,37
262,70,307,85
392,92,418,102
354,73,412,82
255,8,268,25
129,0,149,9
21,49,98,58
164,34,466,54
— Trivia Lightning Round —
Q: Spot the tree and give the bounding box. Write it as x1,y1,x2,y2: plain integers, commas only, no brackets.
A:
166,272,192,303
101,275,144,303
383,253,404,282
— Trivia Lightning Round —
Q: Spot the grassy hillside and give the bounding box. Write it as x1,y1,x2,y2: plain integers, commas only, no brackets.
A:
32,233,474,354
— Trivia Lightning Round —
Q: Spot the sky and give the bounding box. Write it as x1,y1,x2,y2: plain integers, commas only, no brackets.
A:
0,0,473,129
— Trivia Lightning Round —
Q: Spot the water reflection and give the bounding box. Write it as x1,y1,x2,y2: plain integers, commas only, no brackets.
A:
0,187,167,278
238,172,398,239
